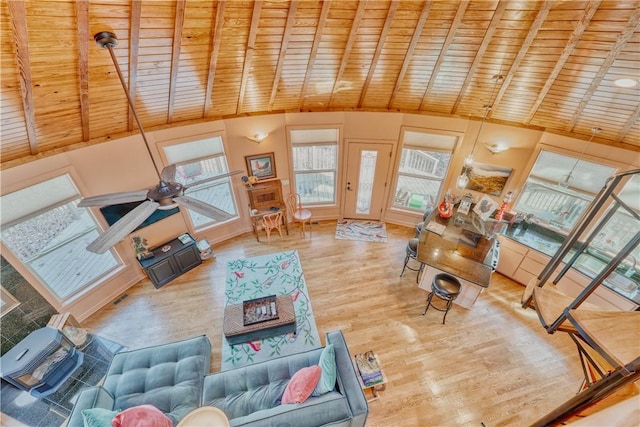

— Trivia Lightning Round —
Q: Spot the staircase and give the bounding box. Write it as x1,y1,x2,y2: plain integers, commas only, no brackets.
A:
521,169,640,426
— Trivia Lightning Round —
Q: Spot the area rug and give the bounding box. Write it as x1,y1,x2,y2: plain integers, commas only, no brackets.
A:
221,250,320,371
335,219,388,242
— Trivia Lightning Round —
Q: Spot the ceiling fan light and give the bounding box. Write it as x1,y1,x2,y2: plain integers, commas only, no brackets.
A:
157,202,179,210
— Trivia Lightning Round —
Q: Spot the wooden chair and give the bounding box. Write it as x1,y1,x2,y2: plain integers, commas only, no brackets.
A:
287,193,312,237
262,211,283,244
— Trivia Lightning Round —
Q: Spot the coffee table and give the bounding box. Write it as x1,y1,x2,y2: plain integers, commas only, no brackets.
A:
223,295,296,345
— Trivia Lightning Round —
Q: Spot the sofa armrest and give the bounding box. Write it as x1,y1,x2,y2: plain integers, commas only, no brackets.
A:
66,386,115,427
326,330,368,427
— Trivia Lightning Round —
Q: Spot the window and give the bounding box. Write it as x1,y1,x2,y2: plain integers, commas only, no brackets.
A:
514,150,618,234
289,128,339,204
392,130,457,212
162,135,237,228
0,174,121,301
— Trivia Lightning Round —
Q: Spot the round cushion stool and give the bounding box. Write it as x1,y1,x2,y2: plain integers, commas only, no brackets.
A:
400,238,425,283
422,273,462,324
177,407,230,427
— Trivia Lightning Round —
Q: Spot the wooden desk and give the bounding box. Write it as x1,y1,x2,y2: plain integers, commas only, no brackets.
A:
246,179,289,241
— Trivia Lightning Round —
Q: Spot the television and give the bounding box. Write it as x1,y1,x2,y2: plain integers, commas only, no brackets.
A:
100,201,180,230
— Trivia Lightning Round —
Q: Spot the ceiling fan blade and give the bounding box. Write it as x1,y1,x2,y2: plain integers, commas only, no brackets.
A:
86,200,159,254
184,170,243,190
78,190,149,207
173,195,233,222
160,164,176,182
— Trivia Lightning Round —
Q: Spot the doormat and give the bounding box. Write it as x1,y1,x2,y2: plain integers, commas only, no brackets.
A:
335,219,388,243
221,250,320,371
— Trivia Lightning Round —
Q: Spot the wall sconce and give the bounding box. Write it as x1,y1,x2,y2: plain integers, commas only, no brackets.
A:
247,132,269,144
483,142,510,154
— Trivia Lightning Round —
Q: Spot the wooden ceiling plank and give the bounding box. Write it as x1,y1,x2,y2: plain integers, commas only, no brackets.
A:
268,1,298,111
7,0,38,155
329,0,367,105
76,0,89,142
298,0,331,110
237,1,262,114
168,0,186,123
524,1,602,124
204,1,225,116
566,8,640,132
450,1,507,114
128,1,142,132
388,1,432,109
419,1,469,111
357,1,398,108
616,102,640,144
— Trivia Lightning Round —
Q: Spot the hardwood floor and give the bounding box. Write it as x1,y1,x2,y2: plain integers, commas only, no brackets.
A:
81,220,584,426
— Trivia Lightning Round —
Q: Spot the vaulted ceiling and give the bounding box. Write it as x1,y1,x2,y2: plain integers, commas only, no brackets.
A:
2,0,639,168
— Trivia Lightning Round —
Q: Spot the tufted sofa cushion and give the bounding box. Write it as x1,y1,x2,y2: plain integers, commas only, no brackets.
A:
101,335,211,424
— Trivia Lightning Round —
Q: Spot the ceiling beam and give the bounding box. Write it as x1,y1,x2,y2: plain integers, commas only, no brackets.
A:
168,0,186,123
489,1,552,118
524,1,601,124
388,1,432,109
128,2,142,131
566,8,640,132
237,0,262,114
269,1,298,111
617,103,640,144
358,1,398,108
419,1,468,111
298,0,331,110
76,0,90,142
451,1,507,114
8,0,38,155
205,1,225,117
329,0,367,105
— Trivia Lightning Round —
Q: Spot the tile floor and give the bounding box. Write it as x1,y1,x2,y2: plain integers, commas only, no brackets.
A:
1,334,125,427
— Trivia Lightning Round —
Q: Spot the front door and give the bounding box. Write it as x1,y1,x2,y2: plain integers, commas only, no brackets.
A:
343,142,393,220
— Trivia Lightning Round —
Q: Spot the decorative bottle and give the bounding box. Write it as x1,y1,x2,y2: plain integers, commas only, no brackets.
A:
494,191,513,221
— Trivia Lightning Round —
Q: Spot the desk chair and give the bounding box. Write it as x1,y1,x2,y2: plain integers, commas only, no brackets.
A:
262,211,283,244
287,193,312,237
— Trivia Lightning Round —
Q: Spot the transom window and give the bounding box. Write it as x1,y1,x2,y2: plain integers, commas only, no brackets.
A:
392,130,457,212
289,128,339,205
162,135,237,229
0,174,121,301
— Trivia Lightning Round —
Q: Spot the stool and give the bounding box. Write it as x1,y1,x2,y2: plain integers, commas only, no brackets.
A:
423,273,461,324
400,238,425,283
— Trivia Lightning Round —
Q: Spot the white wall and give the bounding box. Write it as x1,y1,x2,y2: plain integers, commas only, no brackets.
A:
1,111,637,319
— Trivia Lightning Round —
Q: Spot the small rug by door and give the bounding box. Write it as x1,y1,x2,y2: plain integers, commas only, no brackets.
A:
221,250,320,371
335,219,388,243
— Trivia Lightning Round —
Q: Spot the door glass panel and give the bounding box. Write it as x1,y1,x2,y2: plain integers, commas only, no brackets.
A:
356,151,377,215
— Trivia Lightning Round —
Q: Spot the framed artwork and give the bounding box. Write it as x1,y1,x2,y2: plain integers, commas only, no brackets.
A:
473,194,499,221
461,162,513,196
245,152,276,180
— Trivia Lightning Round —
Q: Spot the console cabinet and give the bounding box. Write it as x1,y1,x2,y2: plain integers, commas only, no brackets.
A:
138,234,201,288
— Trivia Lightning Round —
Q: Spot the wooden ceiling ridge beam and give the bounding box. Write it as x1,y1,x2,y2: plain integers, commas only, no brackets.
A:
298,0,331,110
357,1,399,108
524,1,602,124
451,1,507,114
566,8,640,133
268,1,298,111
489,1,552,118
388,1,432,109
8,0,38,155
617,103,640,144
168,0,187,123
329,0,367,105
419,1,469,111
76,0,90,142
205,1,226,117
128,2,142,131
237,1,262,114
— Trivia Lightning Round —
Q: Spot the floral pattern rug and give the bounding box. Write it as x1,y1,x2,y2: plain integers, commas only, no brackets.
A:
335,219,388,242
221,250,320,371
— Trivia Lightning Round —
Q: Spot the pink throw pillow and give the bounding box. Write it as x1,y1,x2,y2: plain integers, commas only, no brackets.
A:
112,405,172,427
281,365,322,404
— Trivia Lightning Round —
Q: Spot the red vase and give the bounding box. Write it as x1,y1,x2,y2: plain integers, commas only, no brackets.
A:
438,198,453,219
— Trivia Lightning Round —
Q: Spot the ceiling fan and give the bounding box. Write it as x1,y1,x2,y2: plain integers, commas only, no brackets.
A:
79,32,241,254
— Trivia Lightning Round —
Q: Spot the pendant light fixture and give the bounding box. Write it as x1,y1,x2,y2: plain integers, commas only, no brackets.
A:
456,74,504,189
558,127,601,188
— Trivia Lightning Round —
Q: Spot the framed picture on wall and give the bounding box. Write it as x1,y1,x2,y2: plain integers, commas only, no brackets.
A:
461,162,513,196
245,152,277,180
